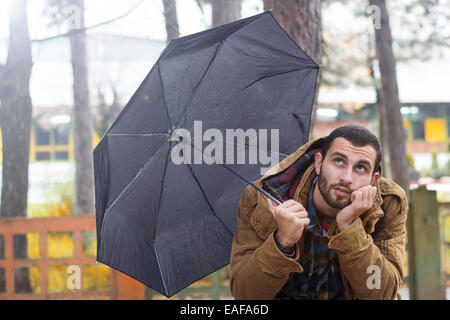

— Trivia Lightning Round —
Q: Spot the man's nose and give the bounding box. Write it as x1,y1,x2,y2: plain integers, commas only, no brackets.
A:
339,168,353,185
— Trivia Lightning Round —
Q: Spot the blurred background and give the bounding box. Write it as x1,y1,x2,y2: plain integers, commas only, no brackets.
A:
0,0,449,300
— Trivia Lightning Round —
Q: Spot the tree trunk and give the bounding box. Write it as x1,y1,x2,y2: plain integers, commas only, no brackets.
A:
369,0,410,198
211,0,241,27
263,0,323,140
0,0,33,218
68,0,95,215
162,0,179,42
368,54,392,180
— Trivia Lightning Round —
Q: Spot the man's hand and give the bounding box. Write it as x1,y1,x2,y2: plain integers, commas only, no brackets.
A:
336,185,377,232
267,199,310,248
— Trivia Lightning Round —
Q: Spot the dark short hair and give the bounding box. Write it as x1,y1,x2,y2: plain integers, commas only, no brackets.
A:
321,125,382,174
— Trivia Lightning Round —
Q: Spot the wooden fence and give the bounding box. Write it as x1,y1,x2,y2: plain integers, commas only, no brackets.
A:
0,215,145,299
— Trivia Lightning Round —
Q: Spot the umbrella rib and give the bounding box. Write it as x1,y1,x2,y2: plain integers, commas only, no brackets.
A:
107,133,170,137
221,67,316,106
177,12,265,107
149,141,174,295
99,140,169,237
185,11,273,96
153,242,169,296
185,163,234,237
171,39,225,128
184,67,316,119
152,140,173,241
162,12,289,129
157,62,174,130
206,66,316,120
192,40,224,94
209,138,289,157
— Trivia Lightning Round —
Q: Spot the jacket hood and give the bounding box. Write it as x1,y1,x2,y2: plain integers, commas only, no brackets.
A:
260,136,326,180
256,135,386,234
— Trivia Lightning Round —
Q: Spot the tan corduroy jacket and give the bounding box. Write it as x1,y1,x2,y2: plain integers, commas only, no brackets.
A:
230,137,408,300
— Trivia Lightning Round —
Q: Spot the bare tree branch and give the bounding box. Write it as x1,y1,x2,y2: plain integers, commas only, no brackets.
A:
195,0,205,14
32,0,146,43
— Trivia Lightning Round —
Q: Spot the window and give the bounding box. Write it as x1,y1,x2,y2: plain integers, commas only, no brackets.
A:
35,124,50,146
82,264,110,291
47,232,74,259
55,151,69,160
54,124,69,145
36,152,51,161
412,120,425,140
13,233,40,260
14,266,41,294
47,265,71,293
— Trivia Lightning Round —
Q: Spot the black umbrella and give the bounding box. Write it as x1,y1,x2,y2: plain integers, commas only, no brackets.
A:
94,11,318,297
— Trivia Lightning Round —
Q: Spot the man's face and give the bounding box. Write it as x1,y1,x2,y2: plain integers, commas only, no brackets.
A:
314,137,379,210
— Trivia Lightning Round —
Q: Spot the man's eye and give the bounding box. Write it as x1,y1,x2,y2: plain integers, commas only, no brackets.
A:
356,165,366,172
335,158,343,164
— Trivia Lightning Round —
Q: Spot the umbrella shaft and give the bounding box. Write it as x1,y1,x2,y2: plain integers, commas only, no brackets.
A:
218,163,282,206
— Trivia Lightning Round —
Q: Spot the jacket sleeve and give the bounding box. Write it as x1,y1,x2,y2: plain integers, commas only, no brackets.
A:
229,186,303,300
328,193,408,300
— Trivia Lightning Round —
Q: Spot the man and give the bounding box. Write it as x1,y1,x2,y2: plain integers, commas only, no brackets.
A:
229,125,408,300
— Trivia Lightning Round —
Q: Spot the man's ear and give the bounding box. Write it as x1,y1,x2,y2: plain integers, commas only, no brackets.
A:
371,171,380,186
314,152,323,175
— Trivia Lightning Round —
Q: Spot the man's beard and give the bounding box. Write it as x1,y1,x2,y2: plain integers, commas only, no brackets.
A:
317,169,353,210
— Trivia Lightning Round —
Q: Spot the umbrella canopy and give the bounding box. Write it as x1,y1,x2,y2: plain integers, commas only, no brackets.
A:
94,11,319,297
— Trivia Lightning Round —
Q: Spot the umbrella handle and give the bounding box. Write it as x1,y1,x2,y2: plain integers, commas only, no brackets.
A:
218,163,282,206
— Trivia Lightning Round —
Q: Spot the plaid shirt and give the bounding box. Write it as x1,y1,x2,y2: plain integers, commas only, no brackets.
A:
262,149,344,300
275,176,344,300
